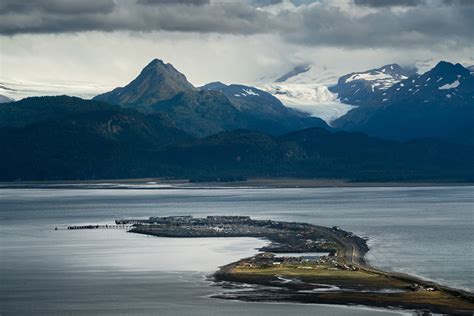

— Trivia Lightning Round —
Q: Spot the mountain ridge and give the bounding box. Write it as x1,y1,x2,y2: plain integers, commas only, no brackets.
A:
93,59,331,137
329,63,416,105
333,61,474,144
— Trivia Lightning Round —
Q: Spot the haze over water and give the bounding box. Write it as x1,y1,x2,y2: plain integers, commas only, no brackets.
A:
0,186,472,315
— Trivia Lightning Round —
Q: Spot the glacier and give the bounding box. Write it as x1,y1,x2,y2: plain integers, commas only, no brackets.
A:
259,83,356,125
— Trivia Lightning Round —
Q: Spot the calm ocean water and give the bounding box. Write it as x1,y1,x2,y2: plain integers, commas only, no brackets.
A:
1,186,472,315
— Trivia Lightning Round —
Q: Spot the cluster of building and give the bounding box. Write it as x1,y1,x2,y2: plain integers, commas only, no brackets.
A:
116,215,251,226
237,252,360,272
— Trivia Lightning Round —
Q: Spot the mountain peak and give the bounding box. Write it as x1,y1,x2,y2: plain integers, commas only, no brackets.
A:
94,59,195,106
426,61,470,80
143,58,172,70
140,58,181,76
376,63,415,77
431,61,467,73
147,58,165,65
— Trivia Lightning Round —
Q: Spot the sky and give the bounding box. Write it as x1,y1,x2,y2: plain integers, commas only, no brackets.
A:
0,0,473,99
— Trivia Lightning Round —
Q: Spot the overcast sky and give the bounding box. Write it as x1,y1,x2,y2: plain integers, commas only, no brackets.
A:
0,0,473,98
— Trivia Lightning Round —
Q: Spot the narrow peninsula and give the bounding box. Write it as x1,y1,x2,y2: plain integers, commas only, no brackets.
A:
107,216,472,314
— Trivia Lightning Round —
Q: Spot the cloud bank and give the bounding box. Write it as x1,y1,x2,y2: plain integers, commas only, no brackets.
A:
0,0,472,50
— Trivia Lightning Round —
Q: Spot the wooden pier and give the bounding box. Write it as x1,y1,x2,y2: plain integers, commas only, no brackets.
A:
55,224,133,230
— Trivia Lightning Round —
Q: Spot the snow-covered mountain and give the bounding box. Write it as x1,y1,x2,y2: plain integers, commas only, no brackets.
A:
376,61,474,104
329,64,416,105
259,63,421,125
333,61,474,144
258,64,352,125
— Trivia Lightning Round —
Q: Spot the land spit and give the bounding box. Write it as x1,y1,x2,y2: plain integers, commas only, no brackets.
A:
105,216,472,314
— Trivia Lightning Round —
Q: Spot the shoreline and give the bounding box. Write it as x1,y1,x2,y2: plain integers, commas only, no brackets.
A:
1,177,473,190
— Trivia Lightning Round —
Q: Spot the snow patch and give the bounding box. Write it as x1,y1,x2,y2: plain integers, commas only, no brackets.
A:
241,88,259,96
344,71,406,91
439,80,460,90
345,72,393,83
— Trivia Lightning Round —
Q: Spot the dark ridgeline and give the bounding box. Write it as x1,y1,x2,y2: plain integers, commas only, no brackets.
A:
0,59,473,182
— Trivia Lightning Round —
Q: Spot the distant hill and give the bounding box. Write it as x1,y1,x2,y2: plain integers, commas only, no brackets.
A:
0,96,192,180
0,95,117,128
200,82,329,135
1,96,472,182
161,128,473,181
333,61,474,144
94,59,330,137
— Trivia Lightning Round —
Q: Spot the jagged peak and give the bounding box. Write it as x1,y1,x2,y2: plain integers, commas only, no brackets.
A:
146,58,166,66
428,61,469,76
141,58,177,73
93,58,194,106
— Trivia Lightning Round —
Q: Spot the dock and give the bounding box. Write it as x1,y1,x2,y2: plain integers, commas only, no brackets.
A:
55,224,133,230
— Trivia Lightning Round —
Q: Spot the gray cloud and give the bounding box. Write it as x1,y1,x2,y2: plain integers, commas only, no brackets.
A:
290,3,474,48
250,0,284,6
0,0,115,15
0,0,472,52
442,0,474,5
137,0,210,5
354,0,424,7
355,0,474,6
0,2,275,35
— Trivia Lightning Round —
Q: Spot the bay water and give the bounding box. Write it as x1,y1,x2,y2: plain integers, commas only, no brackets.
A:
1,186,472,315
